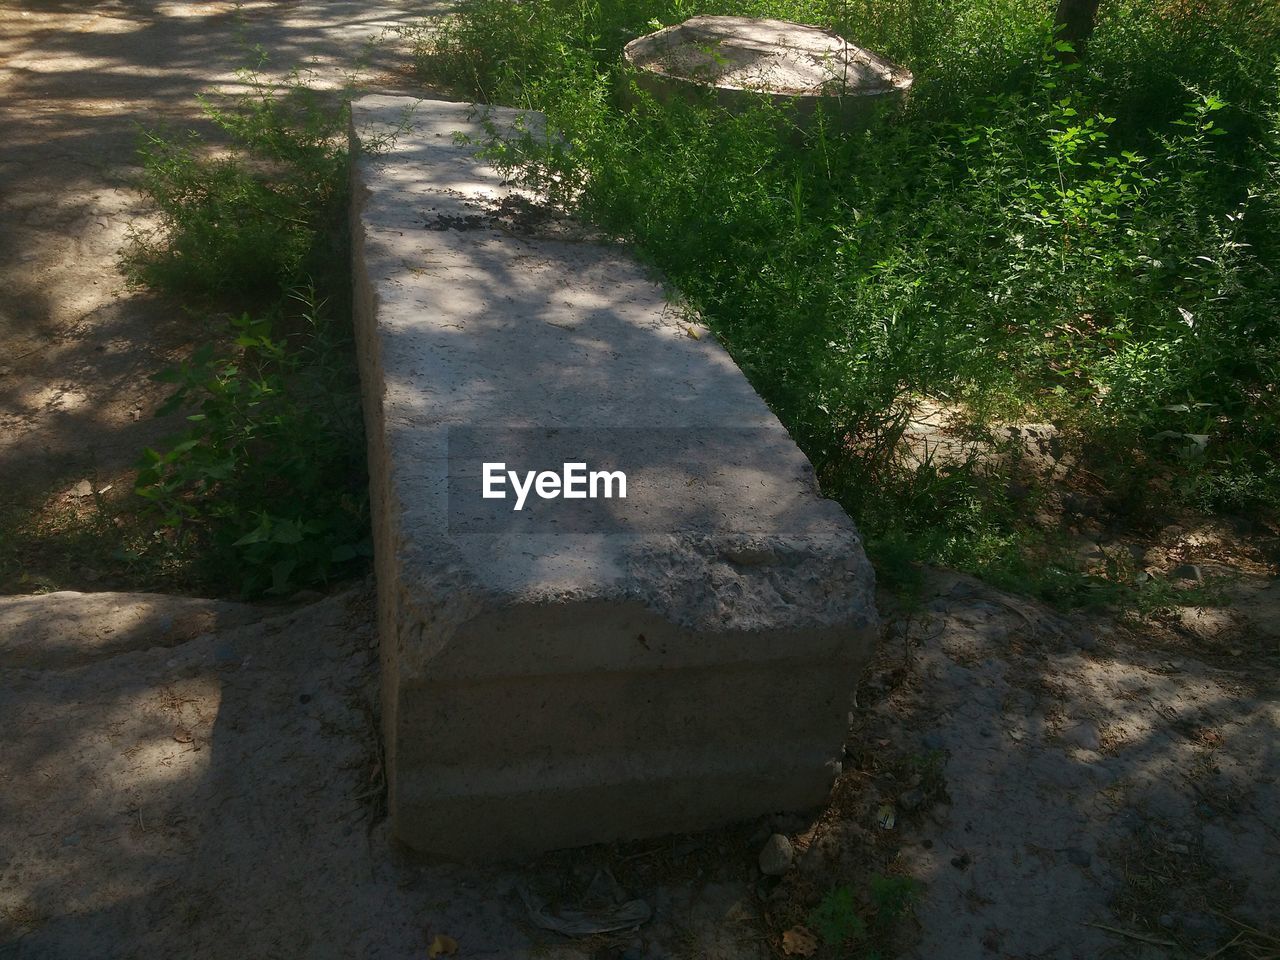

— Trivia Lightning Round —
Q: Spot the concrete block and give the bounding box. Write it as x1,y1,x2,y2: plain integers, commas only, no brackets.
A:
622,16,912,127
349,95,877,859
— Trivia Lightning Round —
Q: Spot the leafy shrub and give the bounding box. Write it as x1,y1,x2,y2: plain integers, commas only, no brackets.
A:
136,293,370,595
808,875,920,955
809,884,867,947
416,0,1280,597
123,61,350,304
125,62,372,596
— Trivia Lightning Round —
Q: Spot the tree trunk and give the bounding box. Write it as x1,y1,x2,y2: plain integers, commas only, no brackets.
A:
1053,0,1101,61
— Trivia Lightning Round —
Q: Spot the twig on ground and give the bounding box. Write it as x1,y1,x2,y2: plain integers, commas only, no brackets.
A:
1082,921,1178,947
1197,932,1245,960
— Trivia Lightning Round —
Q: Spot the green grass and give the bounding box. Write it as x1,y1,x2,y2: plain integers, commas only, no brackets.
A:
807,874,921,957
411,0,1280,605
120,61,372,596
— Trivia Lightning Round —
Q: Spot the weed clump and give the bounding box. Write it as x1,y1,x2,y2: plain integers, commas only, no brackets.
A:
123,61,369,596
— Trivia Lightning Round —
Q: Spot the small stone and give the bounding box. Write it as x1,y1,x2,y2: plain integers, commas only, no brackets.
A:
1065,847,1091,867
758,833,794,876
69,479,93,498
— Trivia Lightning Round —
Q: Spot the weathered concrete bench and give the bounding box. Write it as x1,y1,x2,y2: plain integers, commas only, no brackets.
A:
349,95,877,859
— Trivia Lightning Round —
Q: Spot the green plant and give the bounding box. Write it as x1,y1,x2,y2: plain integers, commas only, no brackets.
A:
808,885,867,948
136,291,370,594
122,57,352,306
867,874,921,927
124,59,373,596
414,0,1280,602
807,874,921,955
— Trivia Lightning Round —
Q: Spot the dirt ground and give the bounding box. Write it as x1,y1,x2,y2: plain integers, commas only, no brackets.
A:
2,576,1276,960
1,3,1278,959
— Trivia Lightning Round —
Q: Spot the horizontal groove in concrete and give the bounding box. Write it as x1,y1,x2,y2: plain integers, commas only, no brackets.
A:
399,742,839,797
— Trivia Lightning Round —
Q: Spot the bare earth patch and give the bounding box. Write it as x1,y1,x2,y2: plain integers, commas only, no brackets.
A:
2,576,1275,959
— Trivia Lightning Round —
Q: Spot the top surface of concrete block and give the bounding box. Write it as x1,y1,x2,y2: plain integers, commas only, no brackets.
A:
351,95,873,628
353,97,778,432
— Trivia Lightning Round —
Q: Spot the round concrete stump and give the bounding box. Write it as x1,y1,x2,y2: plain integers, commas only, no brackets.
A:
623,15,913,126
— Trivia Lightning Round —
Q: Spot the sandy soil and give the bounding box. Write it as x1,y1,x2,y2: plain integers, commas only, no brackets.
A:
2,579,1276,960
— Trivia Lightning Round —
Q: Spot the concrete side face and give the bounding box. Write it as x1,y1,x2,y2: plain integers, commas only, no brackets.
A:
349,95,878,860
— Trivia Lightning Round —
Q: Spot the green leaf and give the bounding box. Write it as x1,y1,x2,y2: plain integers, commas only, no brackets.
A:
270,558,298,594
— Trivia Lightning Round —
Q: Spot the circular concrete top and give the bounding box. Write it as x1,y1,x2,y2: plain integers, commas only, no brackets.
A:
623,15,912,100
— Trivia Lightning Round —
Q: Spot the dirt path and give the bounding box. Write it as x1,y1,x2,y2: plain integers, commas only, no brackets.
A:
2,577,1276,959
0,0,433,504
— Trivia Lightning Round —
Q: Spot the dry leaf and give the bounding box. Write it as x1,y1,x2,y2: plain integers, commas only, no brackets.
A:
427,934,458,958
172,727,193,744
782,925,818,957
